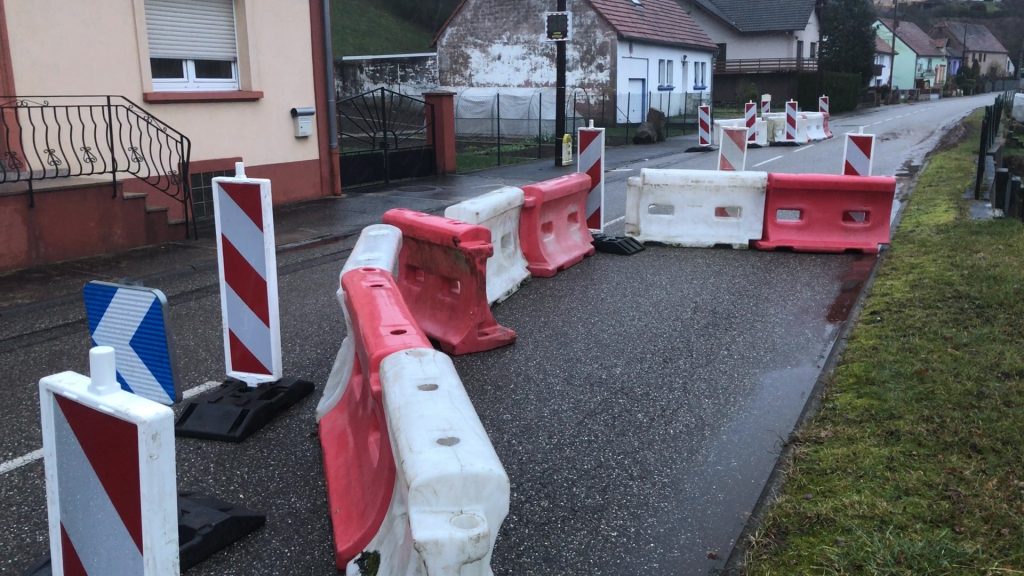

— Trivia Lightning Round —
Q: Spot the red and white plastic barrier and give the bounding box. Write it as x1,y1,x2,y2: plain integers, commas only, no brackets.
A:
698,104,713,147
755,172,896,253
760,94,771,116
843,133,876,177
320,268,431,568
519,173,596,277
444,187,531,305
745,102,757,145
356,347,510,576
784,100,802,144
212,162,282,385
625,168,768,249
819,95,833,139
382,208,516,355
718,126,749,172
317,224,403,420
40,346,179,575
578,124,606,231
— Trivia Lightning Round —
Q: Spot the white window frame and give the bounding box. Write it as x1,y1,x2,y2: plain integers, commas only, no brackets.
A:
144,0,241,92
658,59,674,89
693,61,707,90
152,59,239,91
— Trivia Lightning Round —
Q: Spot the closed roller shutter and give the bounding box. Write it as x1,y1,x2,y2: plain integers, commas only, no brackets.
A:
145,0,237,61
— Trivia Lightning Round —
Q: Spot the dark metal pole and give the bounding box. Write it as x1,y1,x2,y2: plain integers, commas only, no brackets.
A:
554,0,567,166
322,0,338,153
888,0,898,101
496,92,502,166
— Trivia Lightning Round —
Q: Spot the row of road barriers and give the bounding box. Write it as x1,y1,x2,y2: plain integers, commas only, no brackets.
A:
319,169,600,573
626,169,897,253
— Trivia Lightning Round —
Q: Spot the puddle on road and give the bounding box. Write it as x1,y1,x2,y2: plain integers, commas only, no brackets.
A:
826,255,877,324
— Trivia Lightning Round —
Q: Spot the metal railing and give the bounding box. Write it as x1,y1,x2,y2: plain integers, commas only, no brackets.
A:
0,95,193,236
974,92,1009,199
714,58,818,74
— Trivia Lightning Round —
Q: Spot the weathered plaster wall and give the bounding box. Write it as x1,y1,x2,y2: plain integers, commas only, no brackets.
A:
336,53,438,97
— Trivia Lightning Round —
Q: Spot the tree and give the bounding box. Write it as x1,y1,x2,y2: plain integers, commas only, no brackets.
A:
818,0,877,86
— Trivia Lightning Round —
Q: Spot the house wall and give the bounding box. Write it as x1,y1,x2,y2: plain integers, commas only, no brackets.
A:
872,53,893,87
874,22,917,89
681,2,820,60
5,0,325,204
616,41,713,121
437,0,616,91
337,53,439,97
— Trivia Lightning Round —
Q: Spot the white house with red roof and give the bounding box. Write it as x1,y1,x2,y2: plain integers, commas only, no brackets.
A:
434,0,717,124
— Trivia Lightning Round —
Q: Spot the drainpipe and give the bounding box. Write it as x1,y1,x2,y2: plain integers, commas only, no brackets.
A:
322,0,340,193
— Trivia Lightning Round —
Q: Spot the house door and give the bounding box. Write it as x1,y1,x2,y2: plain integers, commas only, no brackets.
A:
627,78,646,123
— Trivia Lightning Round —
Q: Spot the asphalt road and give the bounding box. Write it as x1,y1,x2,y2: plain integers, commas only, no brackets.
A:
0,93,994,575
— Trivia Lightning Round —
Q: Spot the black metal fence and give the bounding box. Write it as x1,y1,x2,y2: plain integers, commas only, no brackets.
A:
454,89,712,172
974,92,1011,199
0,95,193,234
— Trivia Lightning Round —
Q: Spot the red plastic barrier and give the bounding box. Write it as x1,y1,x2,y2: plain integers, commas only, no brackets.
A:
320,268,431,569
754,173,896,253
519,173,596,277
382,208,516,355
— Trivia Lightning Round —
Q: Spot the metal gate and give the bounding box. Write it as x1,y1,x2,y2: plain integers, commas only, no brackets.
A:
338,88,436,188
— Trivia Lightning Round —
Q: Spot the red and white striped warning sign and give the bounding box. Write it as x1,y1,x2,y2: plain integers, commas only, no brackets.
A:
820,95,833,139
212,163,282,385
698,105,713,147
40,347,178,575
717,126,748,172
578,125,606,231
760,94,771,116
785,100,798,143
843,133,875,176
744,102,756,143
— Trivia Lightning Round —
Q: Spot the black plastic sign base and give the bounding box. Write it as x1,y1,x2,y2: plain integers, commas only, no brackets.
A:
178,491,266,570
593,233,645,255
22,492,264,575
175,377,314,442
684,145,718,153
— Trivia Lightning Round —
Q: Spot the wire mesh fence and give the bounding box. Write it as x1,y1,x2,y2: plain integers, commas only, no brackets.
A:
454,88,712,172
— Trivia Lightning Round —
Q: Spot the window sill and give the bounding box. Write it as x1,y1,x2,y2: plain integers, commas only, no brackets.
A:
143,90,264,104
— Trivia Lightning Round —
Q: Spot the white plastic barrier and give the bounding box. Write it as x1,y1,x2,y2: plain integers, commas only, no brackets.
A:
316,224,403,420
1014,93,1024,123
718,120,767,148
348,347,510,576
444,186,530,305
803,112,827,141
40,347,179,575
765,113,807,144
625,168,768,249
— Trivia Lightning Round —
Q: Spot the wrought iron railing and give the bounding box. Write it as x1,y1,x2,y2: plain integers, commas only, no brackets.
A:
714,58,819,74
0,95,193,236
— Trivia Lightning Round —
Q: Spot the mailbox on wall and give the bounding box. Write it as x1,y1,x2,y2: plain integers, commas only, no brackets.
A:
290,107,316,138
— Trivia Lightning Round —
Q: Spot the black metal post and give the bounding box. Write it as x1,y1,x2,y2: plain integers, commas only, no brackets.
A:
106,96,117,198
537,95,543,159
1011,176,1023,220
380,88,389,184
496,92,502,166
554,0,567,166
995,167,1010,213
626,91,631,144
975,114,989,200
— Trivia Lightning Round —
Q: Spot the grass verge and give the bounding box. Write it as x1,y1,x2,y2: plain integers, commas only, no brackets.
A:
742,110,1024,575
333,0,433,57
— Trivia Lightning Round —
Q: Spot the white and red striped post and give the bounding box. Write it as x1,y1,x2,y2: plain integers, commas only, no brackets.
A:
577,122,606,232
843,133,876,176
760,94,771,116
40,346,179,575
212,162,282,386
698,104,713,147
784,100,799,143
744,101,757,144
717,126,748,172
819,95,833,139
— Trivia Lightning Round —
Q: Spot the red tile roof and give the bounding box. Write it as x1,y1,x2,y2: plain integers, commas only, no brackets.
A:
587,0,717,50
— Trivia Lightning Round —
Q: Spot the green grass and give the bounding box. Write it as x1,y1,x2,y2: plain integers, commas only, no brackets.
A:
332,0,434,57
743,110,1024,575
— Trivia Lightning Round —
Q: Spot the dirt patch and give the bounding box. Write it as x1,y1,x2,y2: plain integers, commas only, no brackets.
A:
932,119,968,153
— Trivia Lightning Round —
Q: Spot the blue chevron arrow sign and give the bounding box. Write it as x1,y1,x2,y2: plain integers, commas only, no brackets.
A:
83,281,180,405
